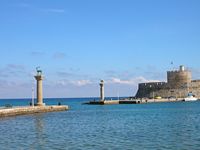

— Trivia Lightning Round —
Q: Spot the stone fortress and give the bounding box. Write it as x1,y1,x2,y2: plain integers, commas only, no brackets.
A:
135,65,200,99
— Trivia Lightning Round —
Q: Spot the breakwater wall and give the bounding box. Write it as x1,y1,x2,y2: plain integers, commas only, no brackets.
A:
0,105,69,117
84,98,187,105
84,99,141,105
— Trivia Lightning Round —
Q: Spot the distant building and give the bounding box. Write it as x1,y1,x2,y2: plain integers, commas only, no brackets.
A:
135,65,200,98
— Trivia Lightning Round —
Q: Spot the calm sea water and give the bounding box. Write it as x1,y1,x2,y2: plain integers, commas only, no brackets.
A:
0,98,200,150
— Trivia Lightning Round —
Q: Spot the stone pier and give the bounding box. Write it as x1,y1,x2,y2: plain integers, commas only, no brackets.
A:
0,106,69,117
0,68,70,118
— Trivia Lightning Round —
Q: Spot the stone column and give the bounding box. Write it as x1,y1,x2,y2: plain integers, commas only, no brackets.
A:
100,80,104,101
34,70,45,106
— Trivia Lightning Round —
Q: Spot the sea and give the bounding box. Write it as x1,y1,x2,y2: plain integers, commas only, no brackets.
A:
0,98,200,150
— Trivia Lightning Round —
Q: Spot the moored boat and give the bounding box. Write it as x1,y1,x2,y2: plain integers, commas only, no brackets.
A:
183,93,198,101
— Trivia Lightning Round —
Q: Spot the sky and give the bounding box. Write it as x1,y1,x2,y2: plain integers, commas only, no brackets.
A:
0,0,200,99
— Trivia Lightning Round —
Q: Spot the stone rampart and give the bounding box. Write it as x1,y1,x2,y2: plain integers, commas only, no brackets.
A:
135,66,200,99
135,82,167,98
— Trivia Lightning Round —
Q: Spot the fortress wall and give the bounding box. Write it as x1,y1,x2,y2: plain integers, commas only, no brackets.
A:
190,80,200,88
187,80,200,98
189,88,200,98
136,82,167,98
137,84,200,99
151,89,187,98
135,66,200,99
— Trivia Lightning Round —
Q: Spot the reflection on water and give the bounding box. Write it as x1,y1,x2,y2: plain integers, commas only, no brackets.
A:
0,99,200,150
30,114,46,150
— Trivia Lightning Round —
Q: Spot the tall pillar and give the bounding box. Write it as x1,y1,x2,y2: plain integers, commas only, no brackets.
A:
100,80,104,101
34,68,45,106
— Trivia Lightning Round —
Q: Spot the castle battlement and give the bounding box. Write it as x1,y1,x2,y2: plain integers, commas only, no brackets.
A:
135,65,200,98
139,82,167,88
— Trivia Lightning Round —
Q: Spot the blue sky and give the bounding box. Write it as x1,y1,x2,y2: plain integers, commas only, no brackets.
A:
0,0,200,98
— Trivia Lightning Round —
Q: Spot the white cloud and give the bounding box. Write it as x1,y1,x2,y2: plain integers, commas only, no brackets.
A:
54,79,93,87
107,77,160,85
55,80,68,86
70,80,92,86
55,76,160,88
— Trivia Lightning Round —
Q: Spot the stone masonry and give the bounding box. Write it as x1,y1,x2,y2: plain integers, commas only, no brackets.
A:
135,65,200,98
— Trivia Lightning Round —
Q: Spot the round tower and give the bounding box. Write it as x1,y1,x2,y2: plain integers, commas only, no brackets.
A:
34,68,45,106
167,65,191,88
99,80,105,101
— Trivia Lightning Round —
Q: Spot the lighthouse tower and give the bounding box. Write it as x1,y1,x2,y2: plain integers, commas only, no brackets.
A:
34,68,45,106
100,80,105,101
